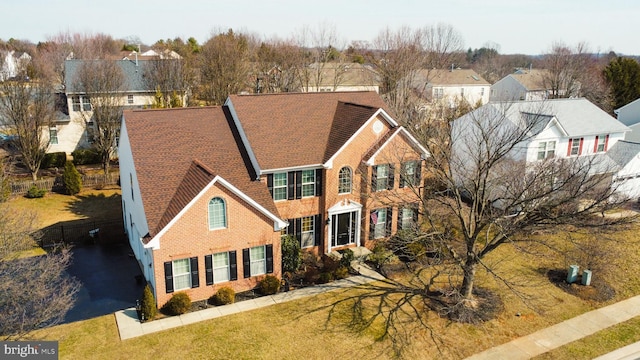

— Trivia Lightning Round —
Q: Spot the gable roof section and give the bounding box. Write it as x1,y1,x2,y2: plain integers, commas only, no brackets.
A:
607,140,640,168
124,106,280,238
65,59,157,94
510,69,547,91
417,69,490,86
363,127,430,166
495,98,629,137
227,92,390,171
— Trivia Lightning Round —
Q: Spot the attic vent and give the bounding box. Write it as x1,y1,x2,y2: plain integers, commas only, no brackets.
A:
472,75,480,81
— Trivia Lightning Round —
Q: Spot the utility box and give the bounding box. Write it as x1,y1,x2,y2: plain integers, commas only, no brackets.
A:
582,269,592,286
567,265,579,283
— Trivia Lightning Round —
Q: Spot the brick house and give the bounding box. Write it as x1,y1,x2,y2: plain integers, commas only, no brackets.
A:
119,91,428,306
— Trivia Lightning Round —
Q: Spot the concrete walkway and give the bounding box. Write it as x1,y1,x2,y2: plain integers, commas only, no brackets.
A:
465,295,640,360
115,262,385,340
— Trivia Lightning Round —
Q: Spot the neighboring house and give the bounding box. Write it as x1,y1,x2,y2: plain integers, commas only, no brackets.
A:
607,140,640,199
119,91,429,306
48,59,184,155
301,63,380,93
453,98,639,197
490,69,572,101
614,98,640,143
0,50,31,81
412,68,490,106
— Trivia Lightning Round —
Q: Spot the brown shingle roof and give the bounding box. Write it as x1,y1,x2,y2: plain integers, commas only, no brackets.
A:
124,106,278,238
228,91,390,170
416,69,490,86
511,69,548,91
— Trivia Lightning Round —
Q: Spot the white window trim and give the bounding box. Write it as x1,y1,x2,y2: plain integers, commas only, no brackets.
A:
338,166,352,194
273,172,287,201
208,197,227,230
301,216,315,248
172,258,191,291
301,169,315,197
375,164,389,192
250,246,266,276
373,208,387,239
213,252,230,283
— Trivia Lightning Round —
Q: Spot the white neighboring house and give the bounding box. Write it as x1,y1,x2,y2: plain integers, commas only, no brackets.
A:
48,59,178,155
614,98,640,143
490,69,569,102
0,50,31,81
412,68,490,106
453,98,640,198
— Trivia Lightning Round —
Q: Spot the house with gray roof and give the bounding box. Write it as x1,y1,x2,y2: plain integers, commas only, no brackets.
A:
452,98,640,198
490,69,574,102
47,59,185,154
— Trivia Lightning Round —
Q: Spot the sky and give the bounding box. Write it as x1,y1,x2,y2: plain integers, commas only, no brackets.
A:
2,0,639,55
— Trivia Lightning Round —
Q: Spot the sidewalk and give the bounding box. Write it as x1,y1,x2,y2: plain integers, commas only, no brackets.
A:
115,262,385,340
465,295,640,360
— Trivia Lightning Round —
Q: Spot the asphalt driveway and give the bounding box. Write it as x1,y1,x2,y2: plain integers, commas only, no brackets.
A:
64,241,144,323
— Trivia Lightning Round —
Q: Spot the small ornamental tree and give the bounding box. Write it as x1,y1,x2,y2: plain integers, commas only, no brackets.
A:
62,161,82,195
140,284,157,321
281,235,302,274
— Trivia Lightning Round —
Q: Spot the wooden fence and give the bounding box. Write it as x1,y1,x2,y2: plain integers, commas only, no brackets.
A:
10,172,120,196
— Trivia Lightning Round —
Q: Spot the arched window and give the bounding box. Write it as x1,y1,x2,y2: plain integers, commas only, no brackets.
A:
338,167,352,194
208,197,227,230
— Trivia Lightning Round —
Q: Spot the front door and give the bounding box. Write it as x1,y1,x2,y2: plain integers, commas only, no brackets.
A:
331,211,357,247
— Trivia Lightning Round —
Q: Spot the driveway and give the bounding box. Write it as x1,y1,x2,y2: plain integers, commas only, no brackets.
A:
64,241,144,323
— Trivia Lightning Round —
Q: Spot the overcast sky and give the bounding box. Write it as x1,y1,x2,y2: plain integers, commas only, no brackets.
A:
3,0,638,55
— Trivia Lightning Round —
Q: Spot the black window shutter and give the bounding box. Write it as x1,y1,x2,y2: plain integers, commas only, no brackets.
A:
295,218,302,245
287,172,295,200
314,214,321,246
266,244,274,274
413,204,419,223
286,219,292,235
399,163,406,188
397,207,403,229
229,251,238,281
371,166,378,191
369,210,376,240
386,207,393,236
415,161,421,186
190,257,199,288
164,261,174,293
295,171,302,199
387,165,395,190
315,169,323,196
204,255,213,286
267,174,274,197
242,248,250,278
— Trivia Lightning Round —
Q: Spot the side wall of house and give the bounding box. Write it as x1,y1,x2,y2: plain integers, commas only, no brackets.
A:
153,183,282,307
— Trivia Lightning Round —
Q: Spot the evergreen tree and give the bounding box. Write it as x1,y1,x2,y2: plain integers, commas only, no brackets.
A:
140,284,157,321
603,57,640,110
62,161,82,195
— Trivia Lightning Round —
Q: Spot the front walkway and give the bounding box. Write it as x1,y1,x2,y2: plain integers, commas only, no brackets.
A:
115,262,384,340
465,295,640,359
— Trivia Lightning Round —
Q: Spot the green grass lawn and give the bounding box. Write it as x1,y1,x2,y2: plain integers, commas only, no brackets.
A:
11,191,640,359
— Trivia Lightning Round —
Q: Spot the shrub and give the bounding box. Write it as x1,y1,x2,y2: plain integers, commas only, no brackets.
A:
367,241,393,269
42,152,67,169
25,185,46,198
303,266,320,284
72,148,101,165
334,266,349,280
317,271,334,284
210,287,235,306
62,161,82,195
322,254,340,273
140,284,157,321
161,292,191,316
281,235,302,273
259,275,281,295
0,177,10,202
339,248,355,268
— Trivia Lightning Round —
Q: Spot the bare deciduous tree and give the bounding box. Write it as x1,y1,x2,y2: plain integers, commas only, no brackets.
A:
0,80,55,181
144,58,191,108
0,206,79,340
74,60,125,174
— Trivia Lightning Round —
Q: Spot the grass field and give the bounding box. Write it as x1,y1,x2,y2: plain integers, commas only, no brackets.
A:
10,190,640,359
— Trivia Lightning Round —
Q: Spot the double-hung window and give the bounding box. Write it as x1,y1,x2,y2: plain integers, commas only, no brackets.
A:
164,257,199,293
373,164,394,191
537,141,556,160
569,138,581,156
273,173,287,201
370,208,391,239
49,128,58,145
127,94,134,104
400,206,418,230
213,252,230,283
400,160,420,188
595,135,607,153
301,216,315,248
72,96,81,112
301,170,315,197
250,246,266,276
